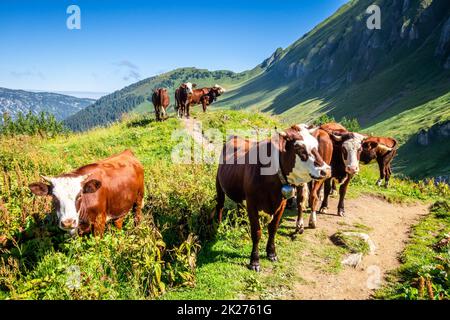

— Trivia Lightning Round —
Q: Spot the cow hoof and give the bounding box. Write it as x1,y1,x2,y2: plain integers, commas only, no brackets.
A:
338,210,345,217
320,207,328,214
267,254,278,262
297,226,305,235
249,264,261,272
309,221,316,229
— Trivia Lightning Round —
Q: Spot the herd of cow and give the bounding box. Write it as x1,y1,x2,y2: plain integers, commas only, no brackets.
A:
151,82,226,120
28,83,398,272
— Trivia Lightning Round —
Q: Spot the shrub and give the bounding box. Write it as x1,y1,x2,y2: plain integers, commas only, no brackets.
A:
0,111,67,137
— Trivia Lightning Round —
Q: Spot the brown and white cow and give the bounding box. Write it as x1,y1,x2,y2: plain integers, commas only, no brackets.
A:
175,83,226,118
151,88,170,121
317,123,366,218
28,150,144,237
361,136,398,188
294,127,334,234
175,82,195,118
213,124,331,271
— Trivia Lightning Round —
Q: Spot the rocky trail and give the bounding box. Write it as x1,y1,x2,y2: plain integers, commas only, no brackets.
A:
283,195,428,300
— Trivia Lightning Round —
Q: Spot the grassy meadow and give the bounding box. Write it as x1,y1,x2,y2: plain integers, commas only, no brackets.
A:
0,110,449,300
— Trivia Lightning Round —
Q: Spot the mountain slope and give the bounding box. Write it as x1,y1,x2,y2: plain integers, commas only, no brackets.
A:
0,87,95,121
216,0,450,133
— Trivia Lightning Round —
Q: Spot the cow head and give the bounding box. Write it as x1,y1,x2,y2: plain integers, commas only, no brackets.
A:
279,124,331,185
361,140,379,164
212,84,226,95
29,175,102,235
330,132,366,175
182,82,195,94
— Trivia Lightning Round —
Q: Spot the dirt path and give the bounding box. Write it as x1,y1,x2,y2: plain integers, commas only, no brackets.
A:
181,119,429,300
284,195,428,300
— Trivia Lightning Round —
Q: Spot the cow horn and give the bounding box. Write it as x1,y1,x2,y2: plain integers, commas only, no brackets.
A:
308,127,319,135
330,133,343,141
275,127,287,137
377,144,393,153
353,133,366,141
40,175,53,183
81,173,93,181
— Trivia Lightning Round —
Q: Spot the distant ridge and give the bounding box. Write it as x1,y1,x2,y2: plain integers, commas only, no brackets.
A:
0,87,95,121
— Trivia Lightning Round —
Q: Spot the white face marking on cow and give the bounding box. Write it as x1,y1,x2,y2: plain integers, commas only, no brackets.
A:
214,84,226,94
342,133,365,174
287,124,331,185
185,82,194,94
48,176,87,231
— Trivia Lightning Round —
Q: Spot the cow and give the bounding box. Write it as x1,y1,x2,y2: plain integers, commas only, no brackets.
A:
176,84,226,118
151,88,170,121
175,82,195,118
360,136,398,188
28,150,144,237
213,124,331,271
318,123,366,218
294,127,333,234
294,123,366,234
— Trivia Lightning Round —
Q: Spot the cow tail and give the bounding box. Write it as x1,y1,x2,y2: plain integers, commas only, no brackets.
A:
211,174,225,224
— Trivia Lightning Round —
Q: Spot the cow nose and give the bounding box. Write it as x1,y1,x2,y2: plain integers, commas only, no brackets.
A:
319,170,327,177
346,166,359,175
61,218,76,229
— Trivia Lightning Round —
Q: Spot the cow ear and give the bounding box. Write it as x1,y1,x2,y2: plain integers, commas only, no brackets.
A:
370,141,379,149
29,182,51,196
83,179,102,194
192,83,197,88
274,128,288,152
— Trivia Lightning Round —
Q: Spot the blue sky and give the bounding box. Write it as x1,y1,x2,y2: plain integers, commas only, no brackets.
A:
0,0,347,95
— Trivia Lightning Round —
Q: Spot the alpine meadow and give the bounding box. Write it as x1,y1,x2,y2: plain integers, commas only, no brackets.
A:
1,0,450,302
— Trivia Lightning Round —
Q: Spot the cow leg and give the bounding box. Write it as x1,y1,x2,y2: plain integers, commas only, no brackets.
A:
337,176,351,217
267,200,286,262
202,100,207,112
294,185,306,235
247,202,261,272
376,157,385,187
93,213,107,237
155,106,160,121
385,163,392,188
114,217,125,230
330,179,337,196
320,178,332,214
309,180,324,229
133,192,143,226
185,103,190,119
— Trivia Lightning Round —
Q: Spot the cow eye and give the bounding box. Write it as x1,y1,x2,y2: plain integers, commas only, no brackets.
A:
342,148,348,160
296,147,308,161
